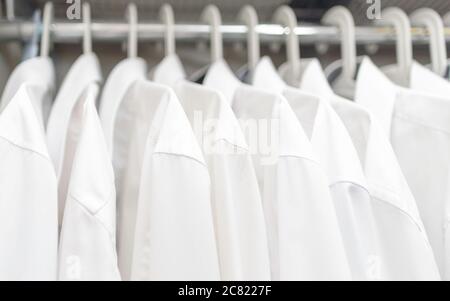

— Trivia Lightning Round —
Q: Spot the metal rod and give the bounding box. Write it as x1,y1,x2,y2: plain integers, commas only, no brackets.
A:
0,20,450,45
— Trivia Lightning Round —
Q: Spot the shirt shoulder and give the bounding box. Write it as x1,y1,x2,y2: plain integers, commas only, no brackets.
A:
0,84,51,161
131,80,206,166
331,97,424,228
175,81,248,152
233,85,318,163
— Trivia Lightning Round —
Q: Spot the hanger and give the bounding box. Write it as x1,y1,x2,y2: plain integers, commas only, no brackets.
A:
273,5,300,81
377,7,413,82
40,2,53,57
126,3,138,58
201,5,223,63
410,8,447,76
160,4,175,56
322,6,357,81
237,5,260,73
22,10,42,60
5,0,14,20
83,2,92,54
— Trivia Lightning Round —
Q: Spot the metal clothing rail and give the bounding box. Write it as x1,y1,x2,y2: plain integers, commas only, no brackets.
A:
1,20,450,45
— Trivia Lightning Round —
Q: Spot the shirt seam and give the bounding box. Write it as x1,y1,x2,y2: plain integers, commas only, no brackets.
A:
0,135,52,164
68,192,116,245
394,112,450,135
370,195,434,251
152,151,208,169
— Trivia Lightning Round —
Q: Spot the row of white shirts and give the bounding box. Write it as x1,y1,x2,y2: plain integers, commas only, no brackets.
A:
0,49,449,281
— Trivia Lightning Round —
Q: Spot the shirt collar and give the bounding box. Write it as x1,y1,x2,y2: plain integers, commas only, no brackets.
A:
203,59,242,105
174,80,249,151
99,57,147,153
0,56,54,112
150,54,186,88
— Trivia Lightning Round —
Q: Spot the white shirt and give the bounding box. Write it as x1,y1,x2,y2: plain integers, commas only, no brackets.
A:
99,58,147,154
150,54,186,87
0,84,58,280
100,59,220,281
46,53,102,225
410,62,450,99
283,58,441,280
0,57,55,127
204,60,352,281
254,57,379,281
174,81,271,280
152,55,271,280
355,57,449,279
58,84,121,281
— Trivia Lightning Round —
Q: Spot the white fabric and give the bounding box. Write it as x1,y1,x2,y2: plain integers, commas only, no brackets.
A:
99,58,147,280
254,57,379,281
0,84,58,280
204,60,352,281
58,84,120,281
410,62,450,99
99,58,147,154
46,53,102,226
150,54,186,87
174,81,271,280
283,58,441,280
355,57,450,280
0,57,55,127
152,55,271,280
100,60,220,280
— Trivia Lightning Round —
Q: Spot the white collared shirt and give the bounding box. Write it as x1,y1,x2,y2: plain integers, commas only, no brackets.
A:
254,57,379,281
46,53,102,225
152,55,271,280
57,84,121,281
283,58,441,280
0,56,55,127
174,80,271,280
354,57,448,279
204,60,352,281
100,60,220,281
0,84,58,280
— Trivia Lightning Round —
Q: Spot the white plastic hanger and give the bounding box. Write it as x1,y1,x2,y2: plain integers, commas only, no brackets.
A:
83,2,92,54
40,2,53,57
273,5,300,80
160,4,175,56
5,0,14,21
410,8,447,76
237,5,260,73
201,5,223,63
22,10,42,60
127,3,138,58
377,7,413,82
322,6,357,81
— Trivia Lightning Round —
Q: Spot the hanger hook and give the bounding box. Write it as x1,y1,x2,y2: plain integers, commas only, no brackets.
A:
40,2,53,57
5,0,14,20
322,6,357,81
410,8,447,76
201,5,223,63
273,5,300,79
126,3,138,58
237,5,260,72
83,2,92,54
160,4,175,56
376,7,413,80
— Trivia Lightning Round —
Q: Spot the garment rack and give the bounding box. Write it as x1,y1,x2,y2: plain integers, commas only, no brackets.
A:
1,20,450,45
